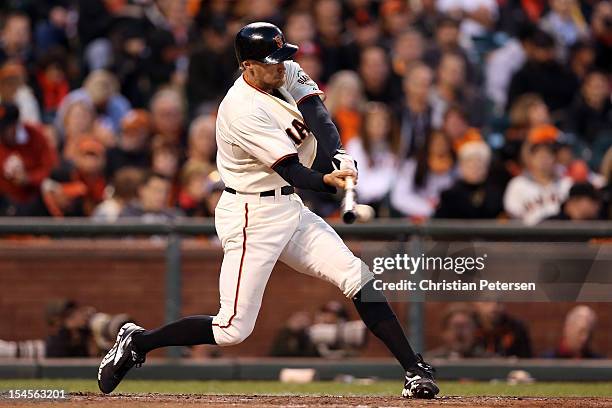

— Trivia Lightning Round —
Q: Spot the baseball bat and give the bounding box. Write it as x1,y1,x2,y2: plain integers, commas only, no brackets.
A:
342,176,357,224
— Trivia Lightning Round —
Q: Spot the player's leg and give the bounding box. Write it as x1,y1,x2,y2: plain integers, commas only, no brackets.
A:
278,204,438,399
210,198,301,346
99,197,300,393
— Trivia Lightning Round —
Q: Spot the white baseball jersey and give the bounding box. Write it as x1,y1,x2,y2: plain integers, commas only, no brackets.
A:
503,173,572,225
216,61,323,193
211,61,373,347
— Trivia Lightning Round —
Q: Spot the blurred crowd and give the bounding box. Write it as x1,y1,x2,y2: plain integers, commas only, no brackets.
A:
271,302,605,359
0,298,134,359
1,299,601,360
0,0,612,223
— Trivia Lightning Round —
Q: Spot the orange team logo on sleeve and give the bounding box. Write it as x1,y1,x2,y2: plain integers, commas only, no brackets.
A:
273,34,283,48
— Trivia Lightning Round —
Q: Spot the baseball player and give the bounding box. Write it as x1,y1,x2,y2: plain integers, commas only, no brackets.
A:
98,22,439,399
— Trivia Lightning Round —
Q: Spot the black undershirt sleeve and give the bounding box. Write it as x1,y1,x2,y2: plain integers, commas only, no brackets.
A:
272,154,336,194
297,95,342,174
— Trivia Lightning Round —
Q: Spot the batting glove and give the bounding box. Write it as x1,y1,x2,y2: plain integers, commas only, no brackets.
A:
332,149,358,174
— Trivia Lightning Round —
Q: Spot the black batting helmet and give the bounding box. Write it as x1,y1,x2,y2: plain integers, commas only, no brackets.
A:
235,22,298,65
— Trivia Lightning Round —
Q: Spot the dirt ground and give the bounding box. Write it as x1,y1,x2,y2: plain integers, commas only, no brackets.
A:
1,393,612,408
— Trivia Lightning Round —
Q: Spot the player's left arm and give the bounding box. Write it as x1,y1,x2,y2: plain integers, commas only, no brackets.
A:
298,96,357,176
284,61,356,174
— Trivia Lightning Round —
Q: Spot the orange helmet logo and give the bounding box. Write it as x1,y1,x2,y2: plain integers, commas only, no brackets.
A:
273,34,283,49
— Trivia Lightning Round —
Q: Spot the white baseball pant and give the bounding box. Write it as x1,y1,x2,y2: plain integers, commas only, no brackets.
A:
211,189,373,346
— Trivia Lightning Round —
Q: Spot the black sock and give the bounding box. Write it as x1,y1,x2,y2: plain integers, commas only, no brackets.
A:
352,280,417,371
132,315,216,353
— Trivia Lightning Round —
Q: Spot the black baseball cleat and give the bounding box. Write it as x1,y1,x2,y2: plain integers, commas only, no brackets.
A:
98,322,146,394
402,354,440,399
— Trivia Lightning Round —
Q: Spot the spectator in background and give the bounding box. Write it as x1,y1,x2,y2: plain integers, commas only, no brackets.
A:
313,0,346,80
539,0,588,59
474,302,532,358
391,29,425,79
110,14,153,109
43,136,107,217
358,46,401,105
178,161,215,217
76,0,117,71
435,140,503,219
269,311,319,357
507,29,577,117
37,177,87,217
379,0,413,46
440,105,483,153
150,87,186,147
186,18,235,116
399,62,433,159
568,40,596,83
284,10,316,45
243,0,283,26
413,0,444,38
546,182,602,221
186,115,216,168
0,11,33,69
324,71,365,146
144,0,194,89
0,62,40,123
564,70,612,145
119,172,182,221
423,16,471,81
342,8,382,71
429,51,484,129
436,0,498,52
45,299,93,358
485,23,535,114
92,167,146,222
61,100,93,157
34,49,70,123
105,109,152,179
151,139,181,204
506,93,551,142
427,303,490,359
0,102,56,216
33,4,70,55
503,125,573,225
56,70,131,138
590,1,612,73
543,305,603,358
61,99,115,160
390,131,455,219
346,102,399,215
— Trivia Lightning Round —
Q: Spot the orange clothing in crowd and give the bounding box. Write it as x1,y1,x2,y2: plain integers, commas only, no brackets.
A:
0,124,57,203
452,128,483,153
334,109,361,146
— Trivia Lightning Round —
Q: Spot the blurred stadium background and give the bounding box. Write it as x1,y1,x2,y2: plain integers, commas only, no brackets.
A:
1,0,612,393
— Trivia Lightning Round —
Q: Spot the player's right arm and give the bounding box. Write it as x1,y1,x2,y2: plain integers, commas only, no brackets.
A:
230,114,353,193
272,155,355,192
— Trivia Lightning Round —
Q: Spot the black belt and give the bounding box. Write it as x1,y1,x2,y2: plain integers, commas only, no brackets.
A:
224,186,294,197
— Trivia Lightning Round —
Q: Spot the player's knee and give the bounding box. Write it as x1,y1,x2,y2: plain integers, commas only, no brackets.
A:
340,258,374,298
215,323,254,346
